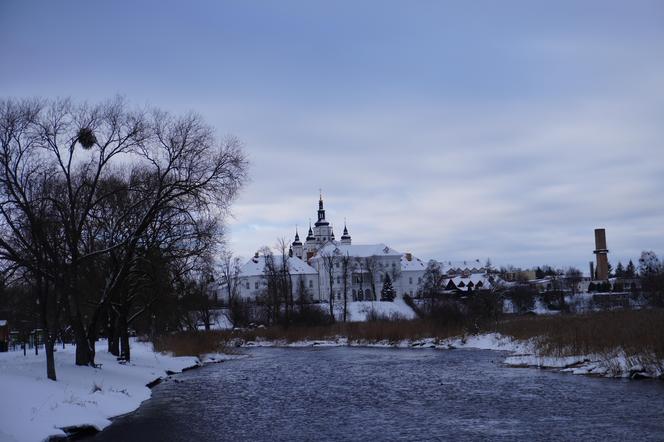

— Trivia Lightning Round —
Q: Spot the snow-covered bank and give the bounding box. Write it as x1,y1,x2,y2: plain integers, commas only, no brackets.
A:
504,350,664,379
241,332,524,352
0,340,240,442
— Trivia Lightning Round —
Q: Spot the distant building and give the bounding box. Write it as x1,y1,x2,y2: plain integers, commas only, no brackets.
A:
234,194,496,302
593,228,610,280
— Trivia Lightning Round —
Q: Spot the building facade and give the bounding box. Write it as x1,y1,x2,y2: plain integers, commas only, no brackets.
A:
235,195,491,303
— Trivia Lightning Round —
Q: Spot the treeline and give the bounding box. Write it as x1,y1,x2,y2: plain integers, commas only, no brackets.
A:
0,97,247,380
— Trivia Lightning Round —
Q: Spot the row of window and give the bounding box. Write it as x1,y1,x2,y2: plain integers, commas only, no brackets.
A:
245,279,315,290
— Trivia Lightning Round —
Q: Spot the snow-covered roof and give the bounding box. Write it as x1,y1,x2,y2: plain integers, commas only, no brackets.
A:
445,274,493,291
437,259,486,274
401,254,427,272
239,255,317,277
312,242,401,259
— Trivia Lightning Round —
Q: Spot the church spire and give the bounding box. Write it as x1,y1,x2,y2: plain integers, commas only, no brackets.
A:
340,219,351,244
306,219,315,241
315,190,329,227
292,226,302,246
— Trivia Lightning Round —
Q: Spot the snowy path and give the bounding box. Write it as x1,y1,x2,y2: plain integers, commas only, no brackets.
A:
0,340,232,442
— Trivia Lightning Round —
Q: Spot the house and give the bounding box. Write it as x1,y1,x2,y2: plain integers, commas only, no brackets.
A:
236,253,319,301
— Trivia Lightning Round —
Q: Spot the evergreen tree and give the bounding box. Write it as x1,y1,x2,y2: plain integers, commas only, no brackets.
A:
535,266,544,279
380,273,396,302
607,262,614,278
615,262,625,278
626,260,636,278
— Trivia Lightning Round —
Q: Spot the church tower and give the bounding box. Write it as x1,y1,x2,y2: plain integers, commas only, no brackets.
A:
313,192,333,244
340,222,352,245
292,228,303,259
304,221,317,260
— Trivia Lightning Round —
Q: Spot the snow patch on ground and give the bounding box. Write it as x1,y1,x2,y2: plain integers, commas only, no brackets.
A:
344,300,417,322
0,339,234,442
504,349,664,379
242,332,525,352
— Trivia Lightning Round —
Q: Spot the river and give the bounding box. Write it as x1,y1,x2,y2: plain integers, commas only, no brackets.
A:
88,347,664,441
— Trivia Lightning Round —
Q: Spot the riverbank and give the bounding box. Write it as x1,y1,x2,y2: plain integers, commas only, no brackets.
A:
216,309,664,380
0,339,239,442
238,332,664,380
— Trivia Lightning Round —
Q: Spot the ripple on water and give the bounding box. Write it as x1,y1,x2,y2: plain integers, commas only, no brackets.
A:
89,347,664,442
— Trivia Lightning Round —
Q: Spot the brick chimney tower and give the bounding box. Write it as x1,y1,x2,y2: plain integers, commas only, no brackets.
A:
593,228,609,280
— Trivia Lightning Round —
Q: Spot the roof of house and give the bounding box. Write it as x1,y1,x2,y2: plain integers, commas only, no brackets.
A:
239,255,318,277
311,242,402,259
401,254,427,272
445,274,493,291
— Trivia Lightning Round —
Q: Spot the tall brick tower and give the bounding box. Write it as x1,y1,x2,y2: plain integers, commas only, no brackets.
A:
593,228,609,280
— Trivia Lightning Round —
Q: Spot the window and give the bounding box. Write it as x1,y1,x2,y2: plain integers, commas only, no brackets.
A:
409,277,413,285
336,276,341,284
335,262,339,268
309,279,313,288
245,282,250,290
418,277,422,284
255,282,259,290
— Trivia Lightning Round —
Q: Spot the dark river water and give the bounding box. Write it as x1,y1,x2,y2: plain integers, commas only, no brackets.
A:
89,347,664,441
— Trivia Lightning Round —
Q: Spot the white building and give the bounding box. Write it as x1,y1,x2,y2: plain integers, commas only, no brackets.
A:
236,253,319,300
235,195,492,303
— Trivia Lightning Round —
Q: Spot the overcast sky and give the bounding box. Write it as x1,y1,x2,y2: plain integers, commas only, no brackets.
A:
2,1,663,272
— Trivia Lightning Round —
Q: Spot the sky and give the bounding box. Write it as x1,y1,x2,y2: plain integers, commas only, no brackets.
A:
1,1,663,272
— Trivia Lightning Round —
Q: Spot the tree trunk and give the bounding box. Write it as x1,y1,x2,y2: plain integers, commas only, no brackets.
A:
119,316,130,362
107,309,120,356
38,278,57,381
73,320,92,366
45,334,56,381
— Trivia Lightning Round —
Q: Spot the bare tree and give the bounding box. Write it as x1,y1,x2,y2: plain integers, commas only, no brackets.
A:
320,250,336,320
275,238,293,325
565,267,583,295
218,250,241,306
340,252,351,321
0,97,247,369
363,256,379,301
218,249,242,327
420,260,445,311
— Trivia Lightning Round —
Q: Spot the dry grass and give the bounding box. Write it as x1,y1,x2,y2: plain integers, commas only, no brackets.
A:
494,309,664,361
152,331,232,357
221,319,466,344
152,309,664,370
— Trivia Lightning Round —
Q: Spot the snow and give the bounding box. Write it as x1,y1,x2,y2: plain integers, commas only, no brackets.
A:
239,255,317,277
504,349,664,379
345,300,417,321
400,254,426,271
312,243,401,259
0,339,224,442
